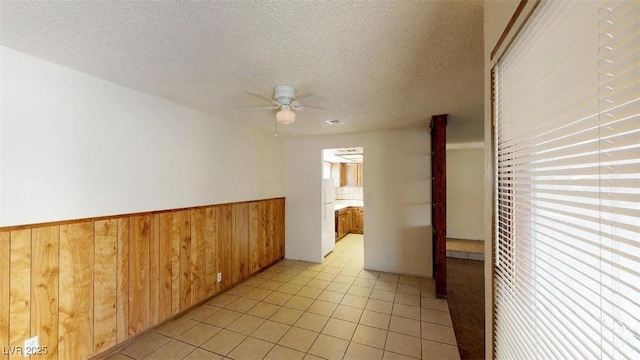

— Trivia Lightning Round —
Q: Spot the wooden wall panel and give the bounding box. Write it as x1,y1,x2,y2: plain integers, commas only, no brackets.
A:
279,199,286,259
9,229,31,360
169,213,181,315
232,203,249,284
248,203,260,274
94,220,117,355
116,218,129,343
190,209,207,303
148,215,160,326
0,197,284,360
31,226,59,360
59,222,94,360
173,211,191,311
258,201,268,269
216,205,233,291
128,216,150,336
205,207,216,297
267,200,276,264
0,232,9,360
271,200,279,261
274,199,285,260
158,214,173,321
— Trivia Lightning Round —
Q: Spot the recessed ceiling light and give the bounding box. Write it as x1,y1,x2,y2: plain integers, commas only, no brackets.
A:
325,119,344,125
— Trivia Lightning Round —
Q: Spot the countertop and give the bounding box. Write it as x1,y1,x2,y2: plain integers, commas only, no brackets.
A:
334,200,364,211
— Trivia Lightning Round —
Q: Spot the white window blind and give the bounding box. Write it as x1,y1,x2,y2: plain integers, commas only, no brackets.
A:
493,1,639,359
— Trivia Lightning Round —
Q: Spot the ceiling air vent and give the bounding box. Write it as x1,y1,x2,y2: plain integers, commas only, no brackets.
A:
325,119,344,125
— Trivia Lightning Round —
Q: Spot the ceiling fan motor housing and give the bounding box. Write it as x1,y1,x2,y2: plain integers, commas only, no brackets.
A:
274,85,296,107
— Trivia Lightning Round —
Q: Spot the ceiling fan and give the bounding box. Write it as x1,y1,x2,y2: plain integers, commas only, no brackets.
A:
245,85,329,127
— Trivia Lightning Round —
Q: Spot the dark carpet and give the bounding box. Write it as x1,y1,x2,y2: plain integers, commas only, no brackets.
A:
447,258,485,360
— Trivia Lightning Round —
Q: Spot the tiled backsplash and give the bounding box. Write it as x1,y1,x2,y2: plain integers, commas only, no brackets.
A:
335,186,363,200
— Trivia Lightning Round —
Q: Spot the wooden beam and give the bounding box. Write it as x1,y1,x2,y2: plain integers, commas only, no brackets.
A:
431,114,448,298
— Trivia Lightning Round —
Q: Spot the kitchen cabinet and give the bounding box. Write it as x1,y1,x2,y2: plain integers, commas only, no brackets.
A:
336,208,351,240
350,207,364,234
342,165,349,186
340,163,363,187
335,206,363,239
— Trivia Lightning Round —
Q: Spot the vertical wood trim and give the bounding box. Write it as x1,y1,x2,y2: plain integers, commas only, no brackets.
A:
9,229,31,360
0,232,10,360
204,207,216,297
158,214,173,322
93,220,117,354
31,226,59,360
116,218,129,343
128,216,150,336
190,209,207,304
248,203,260,274
59,222,94,360
148,215,160,326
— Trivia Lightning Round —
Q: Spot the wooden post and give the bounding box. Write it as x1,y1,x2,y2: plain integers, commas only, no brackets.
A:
430,114,447,298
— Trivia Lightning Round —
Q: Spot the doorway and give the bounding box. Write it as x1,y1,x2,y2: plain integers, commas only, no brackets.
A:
321,147,365,261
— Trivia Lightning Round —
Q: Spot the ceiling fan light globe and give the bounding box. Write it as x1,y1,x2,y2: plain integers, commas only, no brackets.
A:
276,109,296,125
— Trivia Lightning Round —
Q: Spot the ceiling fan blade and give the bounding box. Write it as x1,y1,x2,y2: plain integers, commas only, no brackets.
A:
295,93,327,106
234,104,280,110
246,91,277,104
294,104,331,112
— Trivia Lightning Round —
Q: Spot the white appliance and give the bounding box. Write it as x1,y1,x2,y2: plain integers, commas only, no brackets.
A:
321,178,336,257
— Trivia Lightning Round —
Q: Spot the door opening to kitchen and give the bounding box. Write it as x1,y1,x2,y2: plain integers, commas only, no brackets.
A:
321,147,364,261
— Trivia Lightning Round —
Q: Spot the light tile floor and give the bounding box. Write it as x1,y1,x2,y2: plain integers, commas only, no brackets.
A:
105,234,460,360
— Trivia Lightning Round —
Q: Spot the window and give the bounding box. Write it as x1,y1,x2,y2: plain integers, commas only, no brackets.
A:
493,1,639,358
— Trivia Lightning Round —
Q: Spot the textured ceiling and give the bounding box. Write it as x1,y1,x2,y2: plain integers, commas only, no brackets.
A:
0,0,484,142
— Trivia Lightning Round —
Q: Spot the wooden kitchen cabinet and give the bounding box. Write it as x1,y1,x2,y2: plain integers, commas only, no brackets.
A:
336,206,364,239
350,207,364,234
336,208,351,240
341,163,354,186
340,163,363,187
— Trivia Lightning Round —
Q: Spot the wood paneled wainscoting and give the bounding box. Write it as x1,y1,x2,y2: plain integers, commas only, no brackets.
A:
0,198,285,360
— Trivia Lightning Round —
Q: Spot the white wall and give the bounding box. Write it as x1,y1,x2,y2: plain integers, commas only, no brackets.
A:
0,47,285,226
285,128,432,277
446,147,485,240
